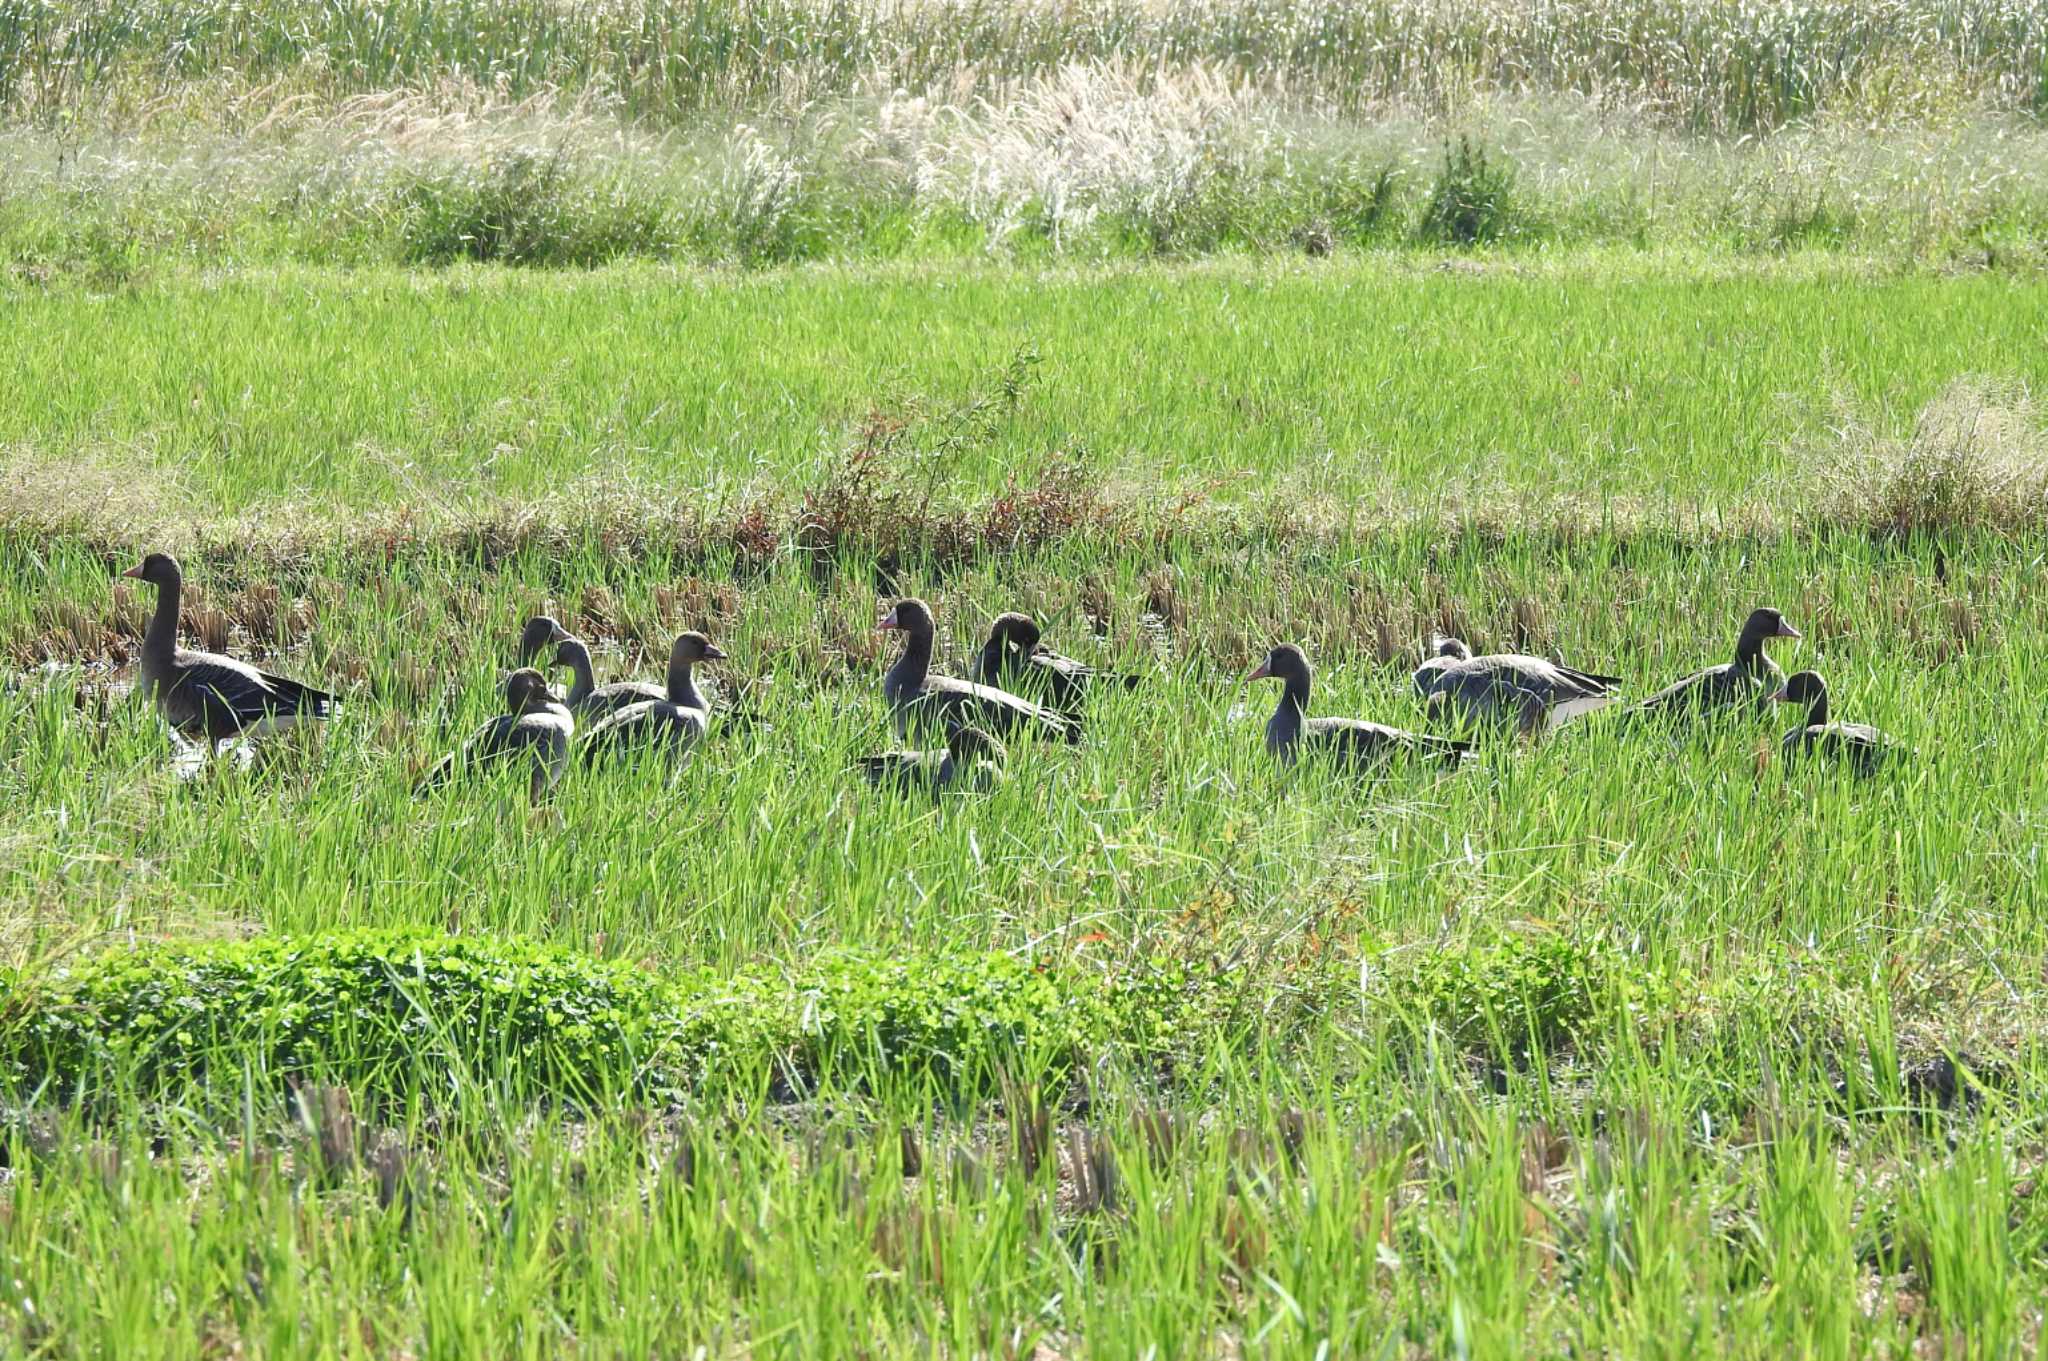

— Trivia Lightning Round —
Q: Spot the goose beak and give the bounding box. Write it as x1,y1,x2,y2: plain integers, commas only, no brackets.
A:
120,563,144,579
876,608,899,631
548,622,571,644
1776,622,1803,639
1768,685,1791,703
703,643,728,661
1245,661,1270,682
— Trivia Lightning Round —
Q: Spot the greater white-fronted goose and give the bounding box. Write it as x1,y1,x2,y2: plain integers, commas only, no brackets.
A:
522,614,764,733
121,552,338,750
1411,636,1472,699
1250,644,1471,769
878,599,1073,743
580,633,725,765
1633,607,1800,719
528,618,663,716
414,667,574,803
1423,648,1622,737
515,615,565,669
968,612,1139,719
858,725,1007,796
1772,671,1900,774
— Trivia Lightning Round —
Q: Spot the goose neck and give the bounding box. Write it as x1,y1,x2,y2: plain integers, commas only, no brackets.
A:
561,644,596,708
1804,688,1830,727
141,568,181,664
666,655,705,710
890,625,934,691
1265,677,1307,753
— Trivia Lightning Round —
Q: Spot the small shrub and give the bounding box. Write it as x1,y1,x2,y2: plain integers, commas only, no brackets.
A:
1299,160,1405,250
1418,137,1519,247
398,149,671,267
1768,191,1857,251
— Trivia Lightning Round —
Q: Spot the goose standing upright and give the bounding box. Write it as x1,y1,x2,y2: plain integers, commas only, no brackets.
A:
414,668,575,803
878,599,1073,742
1250,644,1471,769
580,633,725,764
1772,671,1900,774
1633,607,1801,719
121,553,338,750
968,612,1139,719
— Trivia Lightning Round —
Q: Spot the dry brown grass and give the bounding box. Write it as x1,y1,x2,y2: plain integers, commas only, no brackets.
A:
1798,376,2048,537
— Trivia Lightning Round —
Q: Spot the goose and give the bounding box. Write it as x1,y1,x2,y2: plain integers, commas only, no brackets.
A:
1632,607,1800,719
1423,648,1622,737
1249,644,1471,769
878,599,1073,742
120,553,338,750
521,615,762,729
580,633,725,765
1772,671,1901,774
516,617,665,719
1411,636,1472,699
968,612,1139,718
858,725,1007,796
414,668,574,803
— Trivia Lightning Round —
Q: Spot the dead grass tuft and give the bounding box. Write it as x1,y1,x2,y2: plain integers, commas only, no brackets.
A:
1799,377,2048,537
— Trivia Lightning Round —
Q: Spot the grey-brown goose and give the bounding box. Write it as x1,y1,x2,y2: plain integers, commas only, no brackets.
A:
530,623,665,719
122,553,338,750
968,612,1139,720
1422,647,1623,737
879,599,1073,743
580,633,724,765
414,668,574,803
521,615,766,733
858,725,1007,795
1251,644,1471,769
1411,636,1472,699
1633,607,1800,720
1773,671,1900,774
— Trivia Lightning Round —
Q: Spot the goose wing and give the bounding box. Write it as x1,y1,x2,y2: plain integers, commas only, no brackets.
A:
1305,717,1472,766
167,649,337,732
903,675,1073,741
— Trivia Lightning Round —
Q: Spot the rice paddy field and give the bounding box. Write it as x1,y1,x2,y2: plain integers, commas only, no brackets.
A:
4,2,2048,1357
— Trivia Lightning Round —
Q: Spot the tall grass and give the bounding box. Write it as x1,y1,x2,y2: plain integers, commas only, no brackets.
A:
4,0,2047,132
6,76,2048,272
